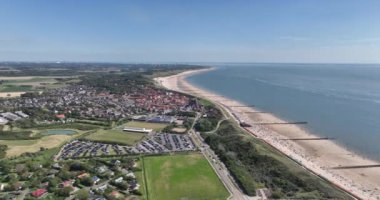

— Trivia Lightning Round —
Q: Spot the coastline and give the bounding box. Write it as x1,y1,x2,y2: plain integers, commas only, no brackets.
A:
155,68,380,200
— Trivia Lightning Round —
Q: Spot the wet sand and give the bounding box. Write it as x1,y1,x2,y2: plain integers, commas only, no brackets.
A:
155,68,380,200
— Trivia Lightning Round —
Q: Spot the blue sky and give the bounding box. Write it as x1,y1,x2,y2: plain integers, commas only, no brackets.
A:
0,0,379,63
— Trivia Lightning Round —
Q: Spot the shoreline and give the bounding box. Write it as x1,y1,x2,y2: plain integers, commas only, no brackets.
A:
155,68,380,200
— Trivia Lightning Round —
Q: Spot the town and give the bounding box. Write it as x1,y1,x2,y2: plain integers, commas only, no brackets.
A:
0,63,351,200
0,65,230,200
1,157,142,200
0,84,197,122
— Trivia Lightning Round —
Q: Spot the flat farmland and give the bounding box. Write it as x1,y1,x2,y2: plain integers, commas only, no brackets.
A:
0,76,78,93
143,154,229,200
0,134,75,157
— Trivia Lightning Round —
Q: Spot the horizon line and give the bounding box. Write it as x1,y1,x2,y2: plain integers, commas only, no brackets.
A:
1,60,380,65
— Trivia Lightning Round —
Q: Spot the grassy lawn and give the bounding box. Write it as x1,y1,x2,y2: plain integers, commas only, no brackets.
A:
0,134,75,157
0,85,34,92
0,76,79,92
199,98,215,107
0,139,37,146
84,129,146,145
123,121,168,131
135,161,147,200
143,153,229,200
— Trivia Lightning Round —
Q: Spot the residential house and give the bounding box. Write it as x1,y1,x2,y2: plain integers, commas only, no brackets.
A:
114,177,123,183
31,188,47,198
92,176,100,184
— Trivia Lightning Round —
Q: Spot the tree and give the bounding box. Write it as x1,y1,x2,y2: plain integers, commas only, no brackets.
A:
195,119,213,132
70,162,89,171
0,145,7,158
76,189,89,200
55,186,72,197
58,169,74,180
0,160,11,173
80,177,94,187
48,178,60,192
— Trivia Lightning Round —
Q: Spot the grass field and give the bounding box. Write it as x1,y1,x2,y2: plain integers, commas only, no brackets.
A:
0,76,79,93
143,154,229,200
0,134,75,157
0,85,34,92
134,161,148,200
123,121,168,131
84,129,147,145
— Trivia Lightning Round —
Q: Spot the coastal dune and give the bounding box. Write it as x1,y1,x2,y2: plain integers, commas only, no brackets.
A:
155,68,380,200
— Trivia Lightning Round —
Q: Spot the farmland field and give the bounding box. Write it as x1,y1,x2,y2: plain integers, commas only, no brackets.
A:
0,91,26,98
0,134,75,157
0,76,79,93
84,129,147,145
123,121,168,131
143,154,229,200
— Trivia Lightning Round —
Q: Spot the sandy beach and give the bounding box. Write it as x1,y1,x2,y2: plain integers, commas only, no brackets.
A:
155,68,380,200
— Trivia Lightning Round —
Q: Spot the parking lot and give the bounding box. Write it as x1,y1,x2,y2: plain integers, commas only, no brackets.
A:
58,133,196,159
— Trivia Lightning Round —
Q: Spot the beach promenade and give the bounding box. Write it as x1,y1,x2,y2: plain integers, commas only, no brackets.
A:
155,68,380,200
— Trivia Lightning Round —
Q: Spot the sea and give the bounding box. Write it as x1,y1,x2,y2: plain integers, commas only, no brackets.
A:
187,63,380,161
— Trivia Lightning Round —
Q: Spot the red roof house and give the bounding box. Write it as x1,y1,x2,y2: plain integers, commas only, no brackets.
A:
31,188,47,198
59,180,74,188
56,114,65,119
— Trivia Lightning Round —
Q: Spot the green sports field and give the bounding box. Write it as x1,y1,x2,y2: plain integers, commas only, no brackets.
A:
84,129,146,145
123,121,168,131
143,154,229,200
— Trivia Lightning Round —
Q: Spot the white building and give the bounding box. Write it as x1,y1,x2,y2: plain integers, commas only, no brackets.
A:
123,127,153,133
114,177,123,183
1,112,21,121
0,117,8,125
15,111,29,118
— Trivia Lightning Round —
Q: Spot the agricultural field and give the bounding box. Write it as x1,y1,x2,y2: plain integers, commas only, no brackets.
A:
143,153,229,200
0,91,26,98
84,129,147,145
0,128,82,157
123,121,169,131
0,134,76,157
0,76,79,94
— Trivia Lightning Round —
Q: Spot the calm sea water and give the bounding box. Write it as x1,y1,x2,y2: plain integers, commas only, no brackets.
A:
187,63,380,161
